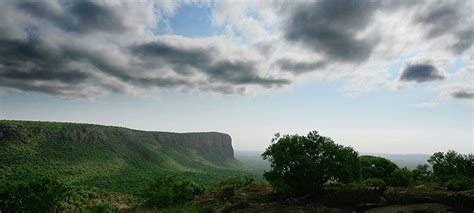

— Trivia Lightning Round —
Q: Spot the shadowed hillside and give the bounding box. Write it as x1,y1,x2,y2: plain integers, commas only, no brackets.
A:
0,120,245,193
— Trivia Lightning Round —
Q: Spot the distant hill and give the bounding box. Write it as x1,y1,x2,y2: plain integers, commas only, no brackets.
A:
0,120,246,193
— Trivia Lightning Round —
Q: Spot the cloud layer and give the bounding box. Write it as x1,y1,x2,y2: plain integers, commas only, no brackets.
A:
0,0,472,102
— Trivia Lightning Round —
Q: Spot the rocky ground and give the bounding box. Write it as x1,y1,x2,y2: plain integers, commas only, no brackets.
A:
193,184,474,212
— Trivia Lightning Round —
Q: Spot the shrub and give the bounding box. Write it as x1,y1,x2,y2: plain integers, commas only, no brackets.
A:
412,164,432,182
217,176,254,188
359,155,398,183
445,176,474,191
363,178,386,187
262,131,360,197
0,178,70,212
388,168,413,187
142,177,206,209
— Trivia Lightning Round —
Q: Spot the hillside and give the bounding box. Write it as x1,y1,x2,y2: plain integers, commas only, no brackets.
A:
0,120,249,193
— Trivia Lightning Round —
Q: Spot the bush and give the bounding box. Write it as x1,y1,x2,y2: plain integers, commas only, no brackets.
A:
412,164,432,182
363,178,386,187
0,178,70,212
217,176,254,188
359,155,398,183
142,177,206,209
445,176,474,191
262,131,360,197
388,168,413,187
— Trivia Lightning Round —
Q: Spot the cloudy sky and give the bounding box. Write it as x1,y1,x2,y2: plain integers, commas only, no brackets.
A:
0,0,472,154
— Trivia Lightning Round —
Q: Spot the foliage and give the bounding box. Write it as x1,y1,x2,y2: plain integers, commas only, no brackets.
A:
445,176,474,191
363,178,386,187
0,120,255,195
217,176,254,188
428,150,474,180
388,168,413,187
161,205,215,213
0,178,70,212
142,177,206,209
412,164,432,182
262,131,360,197
359,155,399,182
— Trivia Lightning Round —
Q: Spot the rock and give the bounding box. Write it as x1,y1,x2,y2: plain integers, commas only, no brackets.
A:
365,203,453,213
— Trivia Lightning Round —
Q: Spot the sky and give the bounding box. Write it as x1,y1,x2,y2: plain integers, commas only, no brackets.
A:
0,0,473,154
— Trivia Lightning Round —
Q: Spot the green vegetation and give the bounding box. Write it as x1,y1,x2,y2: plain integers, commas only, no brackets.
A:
445,176,474,191
363,178,386,187
359,155,399,183
412,164,432,182
387,168,413,187
0,178,69,212
428,150,474,180
0,120,254,192
216,176,255,188
1,122,473,211
262,131,359,197
0,120,261,211
261,131,473,200
142,177,206,209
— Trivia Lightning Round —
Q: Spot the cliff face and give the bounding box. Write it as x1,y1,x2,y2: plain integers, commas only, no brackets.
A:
153,132,235,166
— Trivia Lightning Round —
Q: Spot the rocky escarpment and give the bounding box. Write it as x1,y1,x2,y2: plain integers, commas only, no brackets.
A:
0,120,238,167
153,131,235,166
0,120,253,193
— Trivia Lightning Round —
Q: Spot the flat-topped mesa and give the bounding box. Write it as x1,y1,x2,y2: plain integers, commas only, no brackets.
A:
0,120,238,168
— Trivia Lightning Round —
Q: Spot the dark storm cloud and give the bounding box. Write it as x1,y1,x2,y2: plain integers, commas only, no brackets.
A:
18,1,127,33
451,90,474,99
275,58,326,74
415,1,473,54
0,38,90,85
282,0,471,62
1,69,88,84
0,37,190,96
282,0,382,62
0,0,292,97
131,42,291,87
399,63,445,83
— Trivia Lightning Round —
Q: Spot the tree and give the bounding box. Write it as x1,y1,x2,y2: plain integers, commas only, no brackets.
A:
388,168,413,187
412,164,432,182
359,155,399,182
0,178,70,212
142,177,206,209
428,150,474,180
261,131,360,197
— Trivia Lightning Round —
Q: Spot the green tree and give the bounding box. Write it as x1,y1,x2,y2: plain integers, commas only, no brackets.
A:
359,155,399,182
412,164,432,182
388,168,413,187
142,177,206,209
261,131,360,197
363,178,386,187
0,178,70,212
428,150,474,180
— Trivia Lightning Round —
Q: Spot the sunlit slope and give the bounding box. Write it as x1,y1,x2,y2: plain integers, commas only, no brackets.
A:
0,120,243,193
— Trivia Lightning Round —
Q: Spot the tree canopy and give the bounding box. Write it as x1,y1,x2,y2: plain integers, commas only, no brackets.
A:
359,155,399,182
262,131,360,197
428,150,474,180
